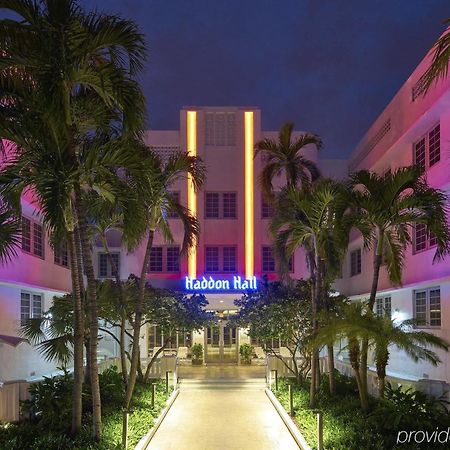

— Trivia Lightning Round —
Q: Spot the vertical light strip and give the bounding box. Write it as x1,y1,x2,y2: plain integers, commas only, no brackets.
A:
187,111,197,278
244,111,254,279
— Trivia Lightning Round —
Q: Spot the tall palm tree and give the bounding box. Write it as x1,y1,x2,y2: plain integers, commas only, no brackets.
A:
0,0,147,439
347,167,450,409
254,122,322,200
123,150,205,440
270,179,346,405
0,195,21,263
423,18,450,91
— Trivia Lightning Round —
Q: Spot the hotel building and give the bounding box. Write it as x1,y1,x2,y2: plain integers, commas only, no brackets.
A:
0,44,449,390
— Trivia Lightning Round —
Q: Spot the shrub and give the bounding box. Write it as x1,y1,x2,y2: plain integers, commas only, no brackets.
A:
191,343,203,361
21,369,73,432
98,366,125,408
239,343,253,364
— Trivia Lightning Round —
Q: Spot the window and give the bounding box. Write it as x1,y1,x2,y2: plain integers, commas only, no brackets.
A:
376,296,392,318
98,252,120,278
149,247,163,272
413,223,437,254
54,242,69,268
413,124,440,171
20,292,42,326
223,246,236,272
222,193,237,218
262,246,276,272
166,246,180,272
22,216,45,258
205,247,220,272
205,112,236,146
167,192,180,219
261,198,274,218
22,217,31,252
350,249,362,276
205,192,237,219
148,246,180,273
205,246,237,272
414,288,441,327
205,193,220,218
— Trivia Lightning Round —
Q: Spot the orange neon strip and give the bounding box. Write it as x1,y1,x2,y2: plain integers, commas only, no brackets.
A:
244,111,254,279
187,111,197,278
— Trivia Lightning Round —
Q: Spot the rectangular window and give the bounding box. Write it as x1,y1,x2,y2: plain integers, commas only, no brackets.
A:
167,191,180,219
413,223,437,254
414,288,441,327
166,246,180,272
54,242,69,267
98,252,120,278
222,193,237,218
21,217,31,252
205,192,237,219
376,296,391,318
350,249,362,276
262,246,276,272
428,124,440,167
205,247,220,272
149,247,163,272
261,198,274,219
33,223,44,258
21,216,45,259
413,123,440,172
20,291,42,326
223,246,236,272
205,193,220,218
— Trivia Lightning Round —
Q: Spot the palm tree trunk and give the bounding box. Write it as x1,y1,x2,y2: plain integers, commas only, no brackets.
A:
124,228,154,410
376,348,389,398
359,233,383,409
101,234,128,384
349,337,369,411
327,343,336,395
69,230,84,435
74,186,102,440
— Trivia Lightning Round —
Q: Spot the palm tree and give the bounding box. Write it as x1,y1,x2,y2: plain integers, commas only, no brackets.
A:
423,18,450,91
315,303,449,401
0,196,21,263
122,150,205,441
347,167,450,410
254,122,322,200
0,0,147,439
270,179,346,404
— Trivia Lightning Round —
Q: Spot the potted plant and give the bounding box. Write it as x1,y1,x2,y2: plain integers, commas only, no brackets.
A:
239,343,254,365
191,343,203,365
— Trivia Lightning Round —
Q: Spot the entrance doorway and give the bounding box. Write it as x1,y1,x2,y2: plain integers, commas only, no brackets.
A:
205,320,238,364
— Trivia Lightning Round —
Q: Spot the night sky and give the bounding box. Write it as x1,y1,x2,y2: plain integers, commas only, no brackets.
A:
41,2,450,157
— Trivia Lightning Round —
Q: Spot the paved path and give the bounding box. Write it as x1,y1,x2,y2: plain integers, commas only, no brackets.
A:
147,365,299,450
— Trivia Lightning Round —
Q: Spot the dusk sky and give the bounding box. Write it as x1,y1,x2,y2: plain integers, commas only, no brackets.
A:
81,1,448,158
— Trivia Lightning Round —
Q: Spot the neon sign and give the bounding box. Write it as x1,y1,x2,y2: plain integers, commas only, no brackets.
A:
185,276,257,292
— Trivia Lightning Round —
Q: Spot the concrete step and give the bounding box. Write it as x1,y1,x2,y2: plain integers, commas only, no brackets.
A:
179,378,267,391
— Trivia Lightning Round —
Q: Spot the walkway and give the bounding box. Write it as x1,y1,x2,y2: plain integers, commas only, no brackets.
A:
147,365,299,450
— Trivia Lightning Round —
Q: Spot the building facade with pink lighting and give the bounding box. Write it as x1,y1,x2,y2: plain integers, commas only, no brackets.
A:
334,48,450,386
1,45,449,389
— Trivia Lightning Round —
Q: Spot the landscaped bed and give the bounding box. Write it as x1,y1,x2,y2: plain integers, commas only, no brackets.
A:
0,367,170,450
273,374,450,450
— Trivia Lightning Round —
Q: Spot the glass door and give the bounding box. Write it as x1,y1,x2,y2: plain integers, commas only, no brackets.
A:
205,320,238,364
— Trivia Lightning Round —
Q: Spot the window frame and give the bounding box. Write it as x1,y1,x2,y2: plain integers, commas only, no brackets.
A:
413,223,437,254
21,215,45,259
413,287,441,328
20,291,43,326
350,248,362,277
204,245,237,273
98,252,121,278
54,242,69,268
204,191,238,219
413,123,440,172
147,246,180,274
375,296,392,318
